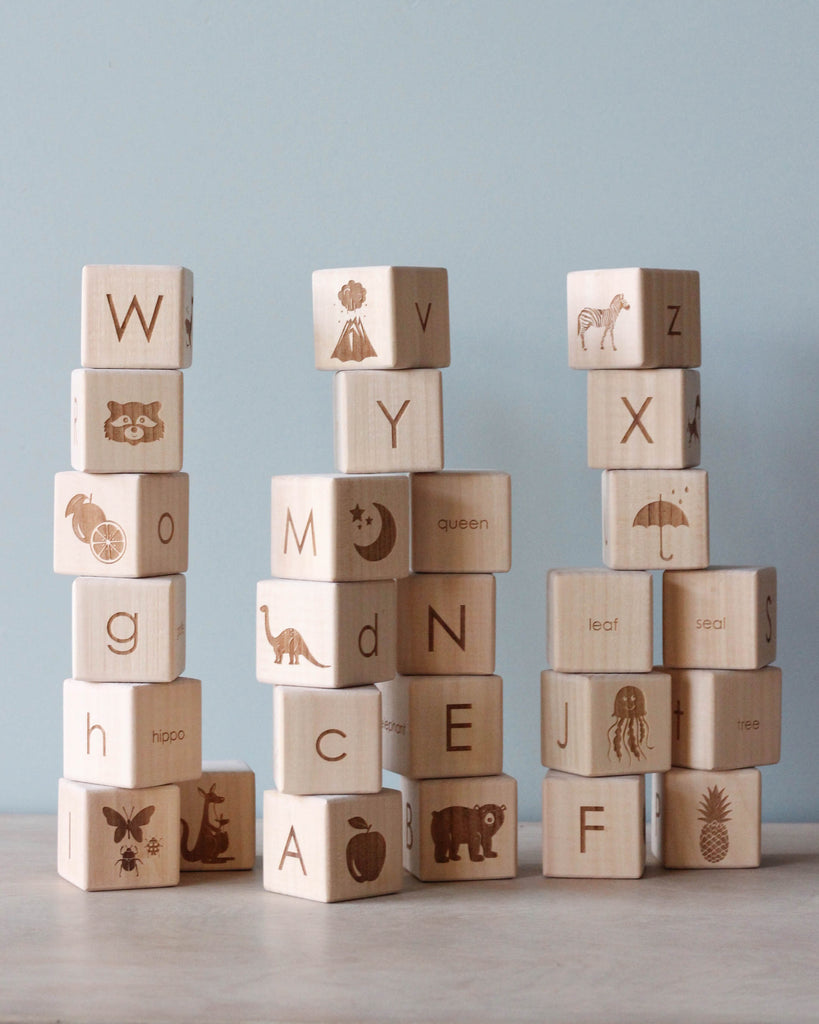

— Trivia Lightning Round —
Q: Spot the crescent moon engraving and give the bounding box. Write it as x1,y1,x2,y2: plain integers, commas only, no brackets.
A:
354,502,397,562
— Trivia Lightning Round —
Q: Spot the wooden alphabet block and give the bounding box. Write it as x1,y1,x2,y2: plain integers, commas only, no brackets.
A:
587,369,701,469
547,568,652,673
410,471,511,573
178,760,256,870
72,574,185,683
670,667,782,770
313,266,450,370
663,566,777,669
378,674,503,779
401,774,517,881
602,469,709,570
257,578,396,687
397,573,495,675
274,685,382,795
58,777,180,891
542,770,645,878
63,677,201,788
651,767,761,868
70,369,183,473
82,264,193,369
541,670,671,776
333,369,444,474
54,470,188,577
567,268,700,369
270,474,409,582
263,787,403,902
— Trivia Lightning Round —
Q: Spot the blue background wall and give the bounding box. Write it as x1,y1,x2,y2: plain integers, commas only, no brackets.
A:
2,1,817,821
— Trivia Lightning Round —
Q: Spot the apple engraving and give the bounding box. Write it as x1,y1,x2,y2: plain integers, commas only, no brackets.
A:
346,817,386,883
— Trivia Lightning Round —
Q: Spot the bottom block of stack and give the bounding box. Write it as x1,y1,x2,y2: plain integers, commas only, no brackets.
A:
263,788,403,902
178,760,256,871
58,778,180,891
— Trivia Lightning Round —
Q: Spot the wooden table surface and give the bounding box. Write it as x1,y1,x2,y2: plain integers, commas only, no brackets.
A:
1,817,817,1023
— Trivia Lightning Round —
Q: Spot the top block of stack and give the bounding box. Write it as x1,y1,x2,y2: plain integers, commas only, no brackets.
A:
82,265,194,369
313,266,450,370
568,268,700,369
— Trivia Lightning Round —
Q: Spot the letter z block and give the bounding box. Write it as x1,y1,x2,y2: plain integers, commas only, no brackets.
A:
58,777,180,891
263,788,403,902
313,266,450,370
178,760,256,871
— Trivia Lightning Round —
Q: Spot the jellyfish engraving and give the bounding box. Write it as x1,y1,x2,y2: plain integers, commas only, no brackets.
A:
606,685,653,764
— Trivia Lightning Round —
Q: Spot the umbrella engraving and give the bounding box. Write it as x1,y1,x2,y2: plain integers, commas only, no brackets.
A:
632,489,689,561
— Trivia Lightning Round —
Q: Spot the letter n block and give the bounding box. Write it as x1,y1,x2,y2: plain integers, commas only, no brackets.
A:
178,761,256,871
63,677,201,788
401,774,517,881
58,777,180,891
263,788,403,902
542,771,645,878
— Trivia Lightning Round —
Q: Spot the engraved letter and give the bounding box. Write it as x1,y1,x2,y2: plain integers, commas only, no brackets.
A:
106,293,164,342
107,611,138,655
358,613,379,658
428,604,466,652
579,805,605,853
405,802,414,850
446,703,473,752
278,825,307,874
284,507,316,556
415,302,432,332
557,701,569,749
316,728,347,762
667,304,682,336
86,713,107,757
376,399,411,448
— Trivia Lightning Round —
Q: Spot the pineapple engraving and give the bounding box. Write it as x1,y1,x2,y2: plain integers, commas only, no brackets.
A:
697,785,732,863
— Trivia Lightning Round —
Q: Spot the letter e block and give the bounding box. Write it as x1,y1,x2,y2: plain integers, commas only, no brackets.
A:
179,761,256,870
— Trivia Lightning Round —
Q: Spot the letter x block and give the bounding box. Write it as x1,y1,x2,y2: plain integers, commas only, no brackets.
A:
63,677,201,788
178,761,256,871
82,264,193,369
263,788,403,902
313,266,450,370
567,268,700,369
54,470,188,577
271,474,409,582
333,368,444,473
58,777,180,891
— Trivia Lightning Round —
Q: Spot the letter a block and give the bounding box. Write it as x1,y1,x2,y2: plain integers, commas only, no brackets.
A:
63,677,202,788
313,266,450,370
542,771,645,878
568,268,700,369
72,575,186,683
651,767,761,868
401,774,517,881
54,471,188,578
663,567,777,669
58,777,180,891
263,788,403,902
273,686,382,795
271,474,409,582
82,265,193,369
333,368,444,473
257,578,396,687
178,761,256,871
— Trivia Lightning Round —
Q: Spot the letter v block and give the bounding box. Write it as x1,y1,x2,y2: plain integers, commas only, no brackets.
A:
178,761,256,871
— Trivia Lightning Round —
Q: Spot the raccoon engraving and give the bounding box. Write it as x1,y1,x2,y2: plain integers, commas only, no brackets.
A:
104,401,165,446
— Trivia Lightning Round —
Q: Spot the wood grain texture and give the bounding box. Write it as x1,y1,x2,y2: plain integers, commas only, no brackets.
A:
178,761,256,870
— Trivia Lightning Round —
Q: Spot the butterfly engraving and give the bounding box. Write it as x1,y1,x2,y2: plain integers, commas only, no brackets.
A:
102,805,156,844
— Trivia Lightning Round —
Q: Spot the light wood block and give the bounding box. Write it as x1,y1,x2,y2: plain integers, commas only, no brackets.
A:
541,670,671,776
54,471,188,577
313,266,450,370
670,667,782,770
263,787,403,902
547,568,652,673
542,770,645,878
401,774,517,881
257,578,396,688
397,573,495,675
63,677,201,788
72,574,186,683
651,767,761,868
410,471,511,573
378,674,503,779
568,268,700,369
602,468,709,570
587,369,701,469
274,685,382,795
58,777,180,891
70,369,183,473
333,369,444,474
82,265,193,369
271,474,409,582
663,566,777,669
178,761,256,871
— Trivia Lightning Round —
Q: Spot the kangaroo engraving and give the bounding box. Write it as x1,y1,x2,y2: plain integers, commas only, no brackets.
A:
180,783,234,864
259,605,330,667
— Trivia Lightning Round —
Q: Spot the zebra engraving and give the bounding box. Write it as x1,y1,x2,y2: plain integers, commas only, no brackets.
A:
577,293,630,351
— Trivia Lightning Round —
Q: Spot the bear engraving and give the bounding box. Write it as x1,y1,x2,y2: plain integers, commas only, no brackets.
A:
104,400,164,446
430,803,506,863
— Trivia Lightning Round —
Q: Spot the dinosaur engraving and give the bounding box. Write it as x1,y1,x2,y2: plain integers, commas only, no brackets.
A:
259,606,330,667
180,783,234,864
